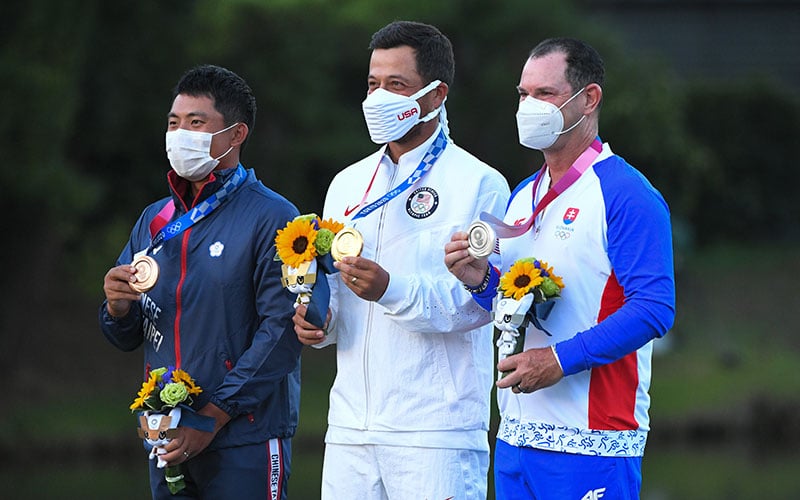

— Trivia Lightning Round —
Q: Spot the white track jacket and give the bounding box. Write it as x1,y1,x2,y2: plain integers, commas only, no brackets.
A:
319,126,510,452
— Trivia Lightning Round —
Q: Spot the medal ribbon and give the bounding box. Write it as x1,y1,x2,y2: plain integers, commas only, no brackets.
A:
480,138,603,238
149,164,247,251
350,128,447,220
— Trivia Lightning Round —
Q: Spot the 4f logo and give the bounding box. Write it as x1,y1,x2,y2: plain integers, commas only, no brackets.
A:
563,207,580,225
581,487,606,500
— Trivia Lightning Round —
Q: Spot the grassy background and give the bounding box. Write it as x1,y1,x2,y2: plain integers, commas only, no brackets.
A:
1,243,799,498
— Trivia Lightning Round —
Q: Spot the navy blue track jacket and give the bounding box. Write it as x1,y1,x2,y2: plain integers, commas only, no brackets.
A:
100,165,302,449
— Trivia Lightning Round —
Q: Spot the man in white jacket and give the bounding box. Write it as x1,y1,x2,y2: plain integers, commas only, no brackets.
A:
293,20,509,500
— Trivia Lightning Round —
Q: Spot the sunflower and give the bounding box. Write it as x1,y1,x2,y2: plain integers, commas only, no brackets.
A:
499,260,544,300
172,368,203,396
129,387,150,411
129,374,158,411
275,219,318,267
536,259,565,292
317,217,345,234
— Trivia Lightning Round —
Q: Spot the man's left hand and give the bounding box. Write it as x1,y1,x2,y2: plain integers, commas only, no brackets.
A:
496,346,564,394
335,256,389,302
160,403,230,465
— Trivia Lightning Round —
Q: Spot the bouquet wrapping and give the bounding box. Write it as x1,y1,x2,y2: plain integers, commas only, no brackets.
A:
130,366,212,494
492,258,565,373
275,214,344,327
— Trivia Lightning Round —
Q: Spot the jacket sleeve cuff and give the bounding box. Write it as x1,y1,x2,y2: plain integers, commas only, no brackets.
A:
469,267,499,312
209,395,237,418
552,337,590,376
376,273,409,312
100,301,140,328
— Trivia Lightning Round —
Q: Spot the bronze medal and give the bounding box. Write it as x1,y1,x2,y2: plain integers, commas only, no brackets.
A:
330,227,364,262
130,255,159,293
467,221,496,259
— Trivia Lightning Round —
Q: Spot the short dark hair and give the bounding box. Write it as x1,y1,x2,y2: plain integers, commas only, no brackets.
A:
369,20,455,86
529,38,605,93
172,64,257,133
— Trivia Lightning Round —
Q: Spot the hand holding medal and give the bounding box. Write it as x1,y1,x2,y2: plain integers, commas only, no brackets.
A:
466,220,496,259
130,255,160,293
330,227,364,262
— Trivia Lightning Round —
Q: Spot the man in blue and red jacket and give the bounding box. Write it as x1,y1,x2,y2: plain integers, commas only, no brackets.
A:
445,38,675,499
100,64,302,500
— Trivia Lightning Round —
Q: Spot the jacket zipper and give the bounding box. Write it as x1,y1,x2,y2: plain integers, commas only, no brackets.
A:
173,228,192,369
362,166,395,429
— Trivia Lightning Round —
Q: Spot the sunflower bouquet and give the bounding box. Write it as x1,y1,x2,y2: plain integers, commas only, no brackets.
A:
131,366,203,494
130,366,202,414
275,214,343,303
493,258,565,361
274,214,346,328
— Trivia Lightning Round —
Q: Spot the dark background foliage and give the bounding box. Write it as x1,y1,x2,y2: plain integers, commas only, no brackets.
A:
2,0,797,300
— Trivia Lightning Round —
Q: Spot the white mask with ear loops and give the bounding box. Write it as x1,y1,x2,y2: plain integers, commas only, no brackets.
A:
362,80,442,144
516,88,585,150
165,123,238,181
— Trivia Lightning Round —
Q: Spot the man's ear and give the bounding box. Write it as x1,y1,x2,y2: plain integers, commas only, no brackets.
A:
432,82,449,108
230,123,249,147
584,83,603,113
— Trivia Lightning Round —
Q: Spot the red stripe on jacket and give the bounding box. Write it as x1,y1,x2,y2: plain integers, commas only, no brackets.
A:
588,271,639,430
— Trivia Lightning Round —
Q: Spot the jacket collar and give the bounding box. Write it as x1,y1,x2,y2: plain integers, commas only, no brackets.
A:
167,165,245,211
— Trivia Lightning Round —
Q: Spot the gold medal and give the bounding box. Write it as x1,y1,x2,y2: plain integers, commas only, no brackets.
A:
330,227,364,262
130,255,159,293
467,221,496,259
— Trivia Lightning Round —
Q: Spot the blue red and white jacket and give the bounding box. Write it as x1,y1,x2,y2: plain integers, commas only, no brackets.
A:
99,165,303,450
474,141,675,457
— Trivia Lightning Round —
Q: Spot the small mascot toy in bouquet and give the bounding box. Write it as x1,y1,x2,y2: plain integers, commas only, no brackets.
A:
130,366,211,494
274,214,351,327
493,258,565,376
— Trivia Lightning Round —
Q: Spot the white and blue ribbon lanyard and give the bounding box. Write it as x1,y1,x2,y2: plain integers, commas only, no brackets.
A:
349,128,448,221
149,164,247,254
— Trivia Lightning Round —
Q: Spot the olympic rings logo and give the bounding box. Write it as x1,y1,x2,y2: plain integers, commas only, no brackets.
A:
554,230,571,240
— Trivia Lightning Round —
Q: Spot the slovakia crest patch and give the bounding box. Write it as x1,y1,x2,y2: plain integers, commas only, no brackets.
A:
563,207,580,225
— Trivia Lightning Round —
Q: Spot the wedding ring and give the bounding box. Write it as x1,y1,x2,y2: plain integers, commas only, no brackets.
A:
513,383,523,393
350,276,357,284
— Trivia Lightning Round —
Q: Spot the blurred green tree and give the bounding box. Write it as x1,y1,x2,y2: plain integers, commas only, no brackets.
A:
682,79,800,245
2,0,790,358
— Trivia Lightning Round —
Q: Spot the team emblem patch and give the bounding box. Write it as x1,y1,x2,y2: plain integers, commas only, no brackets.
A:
563,207,580,225
209,241,225,257
406,187,439,219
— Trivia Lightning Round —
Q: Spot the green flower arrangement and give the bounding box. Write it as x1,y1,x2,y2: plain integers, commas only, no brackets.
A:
131,366,203,494
275,213,345,268
130,366,202,413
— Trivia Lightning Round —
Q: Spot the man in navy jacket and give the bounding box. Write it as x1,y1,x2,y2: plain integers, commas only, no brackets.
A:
100,65,302,499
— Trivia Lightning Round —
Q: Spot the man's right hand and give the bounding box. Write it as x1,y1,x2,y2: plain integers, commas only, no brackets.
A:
443,231,489,288
103,264,141,318
293,304,330,346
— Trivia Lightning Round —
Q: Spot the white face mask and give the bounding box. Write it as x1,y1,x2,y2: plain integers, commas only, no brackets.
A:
516,88,585,150
362,80,442,144
165,123,237,181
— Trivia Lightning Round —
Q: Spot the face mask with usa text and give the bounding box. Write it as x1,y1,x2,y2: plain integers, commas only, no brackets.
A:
361,80,442,144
